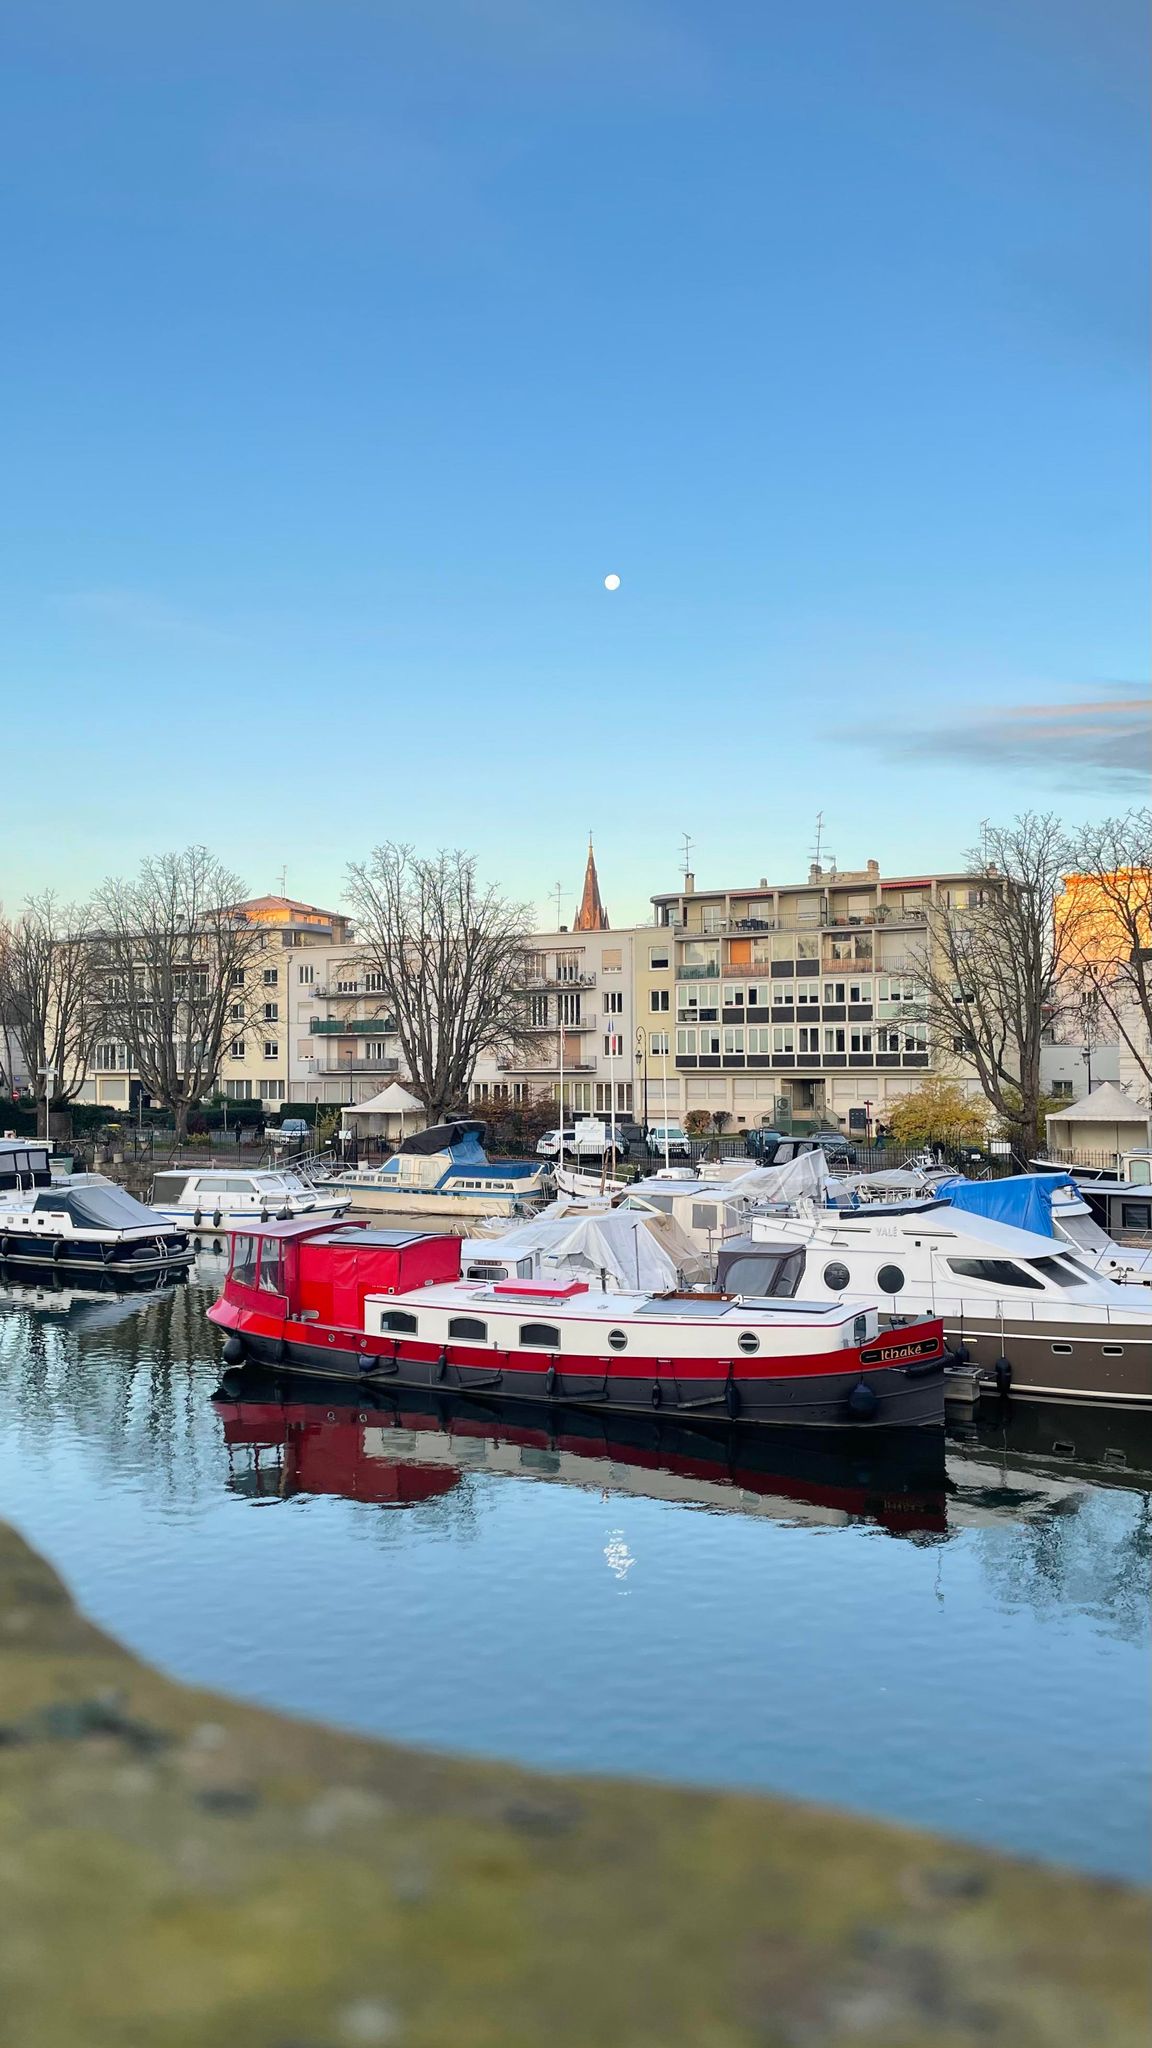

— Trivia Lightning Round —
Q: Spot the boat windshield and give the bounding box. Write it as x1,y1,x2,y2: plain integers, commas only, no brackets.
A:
1057,1212,1112,1254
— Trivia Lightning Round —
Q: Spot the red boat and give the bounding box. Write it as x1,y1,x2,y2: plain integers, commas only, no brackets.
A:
207,1219,946,1429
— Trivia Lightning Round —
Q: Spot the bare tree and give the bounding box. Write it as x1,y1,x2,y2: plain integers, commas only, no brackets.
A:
0,894,96,1135
913,814,1082,1161
1063,810,1152,1099
92,848,265,1141
345,845,534,1124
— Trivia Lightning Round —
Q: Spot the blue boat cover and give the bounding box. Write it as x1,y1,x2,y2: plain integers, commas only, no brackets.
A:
938,1173,1068,1238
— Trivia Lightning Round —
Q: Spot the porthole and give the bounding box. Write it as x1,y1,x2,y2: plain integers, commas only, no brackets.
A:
1051,1343,1073,1356
1102,1345,1125,1358
876,1264,905,1294
607,1329,628,1351
823,1261,851,1292
737,1331,760,1354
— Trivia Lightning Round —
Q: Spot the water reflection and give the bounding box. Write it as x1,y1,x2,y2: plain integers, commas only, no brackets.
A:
0,1276,1147,1879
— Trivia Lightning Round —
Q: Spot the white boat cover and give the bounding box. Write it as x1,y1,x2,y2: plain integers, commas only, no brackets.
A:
709,1151,829,1206
461,1206,681,1293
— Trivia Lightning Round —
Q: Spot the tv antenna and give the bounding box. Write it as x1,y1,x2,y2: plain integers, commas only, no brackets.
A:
810,812,836,878
552,880,565,930
680,832,695,887
275,865,287,896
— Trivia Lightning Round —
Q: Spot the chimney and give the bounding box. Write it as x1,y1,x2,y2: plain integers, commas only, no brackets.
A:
758,877,768,889
867,859,879,877
683,872,695,894
808,862,822,883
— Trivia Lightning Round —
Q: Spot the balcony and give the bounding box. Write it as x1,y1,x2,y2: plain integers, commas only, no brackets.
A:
309,983,389,1000
523,972,597,990
498,1055,597,1074
309,1017,396,1035
307,1058,400,1076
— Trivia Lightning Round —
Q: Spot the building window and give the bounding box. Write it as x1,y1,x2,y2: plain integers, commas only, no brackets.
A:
650,989,670,1013
602,948,622,971
772,1027,794,1053
528,991,550,1028
903,1024,928,1052
365,1041,389,1060
603,1033,623,1056
723,1026,745,1054
722,985,745,1007
264,1040,279,1060
700,1027,721,1055
224,1079,254,1101
298,964,315,986
229,1003,245,1023
796,984,819,1006
364,971,386,992
649,1030,670,1056
603,990,623,1014
675,1028,695,1055
555,951,581,983
850,1028,873,1054
823,981,846,1003
1050,1079,1074,1099
769,982,794,1006
558,990,582,1026
230,970,246,987
230,1039,246,1059
263,1002,279,1022
649,945,670,969
263,968,279,986
798,1027,819,1054
849,980,872,1003
335,978,359,994
824,1028,846,1053
262,1080,286,1102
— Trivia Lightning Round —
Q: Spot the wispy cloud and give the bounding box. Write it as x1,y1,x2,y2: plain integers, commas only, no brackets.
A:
851,691,1150,791
49,588,236,647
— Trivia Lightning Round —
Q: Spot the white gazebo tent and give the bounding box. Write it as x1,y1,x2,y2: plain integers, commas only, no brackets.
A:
1045,1081,1150,1165
340,1083,425,1144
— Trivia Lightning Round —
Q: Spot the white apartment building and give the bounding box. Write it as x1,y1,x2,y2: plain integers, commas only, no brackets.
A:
469,924,640,1121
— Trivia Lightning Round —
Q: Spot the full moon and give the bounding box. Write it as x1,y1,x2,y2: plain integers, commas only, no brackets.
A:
603,573,621,591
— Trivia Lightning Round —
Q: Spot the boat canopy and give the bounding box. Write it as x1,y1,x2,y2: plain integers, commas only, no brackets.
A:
462,1208,681,1293
396,1120,488,1158
31,1177,169,1231
935,1172,1071,1238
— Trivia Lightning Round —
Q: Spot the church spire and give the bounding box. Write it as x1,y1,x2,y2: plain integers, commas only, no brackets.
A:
574,835,609,931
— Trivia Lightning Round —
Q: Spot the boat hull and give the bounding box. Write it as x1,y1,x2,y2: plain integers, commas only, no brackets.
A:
938,1314,1151,1409
211,1309,944,1429
0,1236,193,1276
329,1186,543,1219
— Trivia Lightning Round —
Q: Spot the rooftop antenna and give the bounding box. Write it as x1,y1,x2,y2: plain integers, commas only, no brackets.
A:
680,831,694,887
276,865,287,897
979,818,990,868
552,880,565,930
811,812,824,873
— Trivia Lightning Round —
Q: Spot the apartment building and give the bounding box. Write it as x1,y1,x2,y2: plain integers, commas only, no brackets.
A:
290,943,403,1106
470,843,648,1120
646,860,990,1134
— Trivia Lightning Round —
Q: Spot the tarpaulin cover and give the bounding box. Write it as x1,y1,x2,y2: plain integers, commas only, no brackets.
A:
937,1173,1067,1238
461,1207,680,1293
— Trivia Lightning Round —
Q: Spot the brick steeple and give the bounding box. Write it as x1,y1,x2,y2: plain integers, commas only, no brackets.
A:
574,836,609,931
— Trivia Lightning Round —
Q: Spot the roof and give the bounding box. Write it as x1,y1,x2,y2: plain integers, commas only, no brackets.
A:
341,1082,424,1116
1046,1081,1149,1125
234,895,344,922
574,837,610,930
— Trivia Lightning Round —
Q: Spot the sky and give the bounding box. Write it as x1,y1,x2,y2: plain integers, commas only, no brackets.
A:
2,0,1147,928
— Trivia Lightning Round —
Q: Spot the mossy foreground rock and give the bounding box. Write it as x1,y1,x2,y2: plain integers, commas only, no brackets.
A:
0,1522,1146,2047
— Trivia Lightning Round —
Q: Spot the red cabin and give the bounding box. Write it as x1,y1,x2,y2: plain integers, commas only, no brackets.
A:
220,1219,461,1333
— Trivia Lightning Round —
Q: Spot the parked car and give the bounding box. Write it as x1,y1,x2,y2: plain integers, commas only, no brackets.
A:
646,1122,692,1159
743,1129,858,1168
270,1117,312,1149
536,1120,630,1161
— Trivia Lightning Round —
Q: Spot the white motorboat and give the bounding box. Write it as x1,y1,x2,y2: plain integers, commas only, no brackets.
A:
0,1168,193,1277
717,1195,1152,1409
150,1165,351,1233
327,1121,551,1221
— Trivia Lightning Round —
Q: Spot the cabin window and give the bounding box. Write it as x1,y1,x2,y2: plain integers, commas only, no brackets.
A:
258,1242,284,1294
947,1258,1042,1290
1102,1345,1125,1357
519,1322,560,1349
448,1317,488,1341
151,1174,186,1203
823,1261,851,1291
875,1264,905,1294
231,1236,259,1285
737,1331,760,1353
692,1204,720,1231
607,1330,628,1350
380,1310,419,1333
1050,1343,1073,1355
1025,1257,1088,1289
1121,1203,1151,1231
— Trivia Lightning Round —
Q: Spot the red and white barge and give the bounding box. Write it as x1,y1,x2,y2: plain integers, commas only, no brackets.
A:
207,1219,946,1428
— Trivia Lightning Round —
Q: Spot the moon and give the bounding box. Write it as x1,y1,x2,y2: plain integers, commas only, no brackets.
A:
603,573,621,591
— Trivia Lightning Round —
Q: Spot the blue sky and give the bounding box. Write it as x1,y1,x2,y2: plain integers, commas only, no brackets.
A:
2,0,1147,927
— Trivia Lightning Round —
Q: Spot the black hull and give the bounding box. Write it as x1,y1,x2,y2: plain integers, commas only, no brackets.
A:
226,1331,944,1429
0,1240,193,1279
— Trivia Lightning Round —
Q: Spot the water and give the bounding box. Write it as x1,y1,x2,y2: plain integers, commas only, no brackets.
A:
0,1269,1148,1883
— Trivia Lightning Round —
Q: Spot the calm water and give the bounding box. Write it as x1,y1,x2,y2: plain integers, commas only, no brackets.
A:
0,1266,1148,1882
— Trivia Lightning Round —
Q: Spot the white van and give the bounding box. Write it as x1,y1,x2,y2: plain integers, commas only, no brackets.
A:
646,1122,692,1159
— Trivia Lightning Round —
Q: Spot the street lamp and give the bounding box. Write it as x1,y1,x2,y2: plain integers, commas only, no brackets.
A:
38,1065,56,1144
634,1025,648,1134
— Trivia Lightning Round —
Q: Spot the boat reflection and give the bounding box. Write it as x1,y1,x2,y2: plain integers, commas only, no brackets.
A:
213,1369,948,1534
